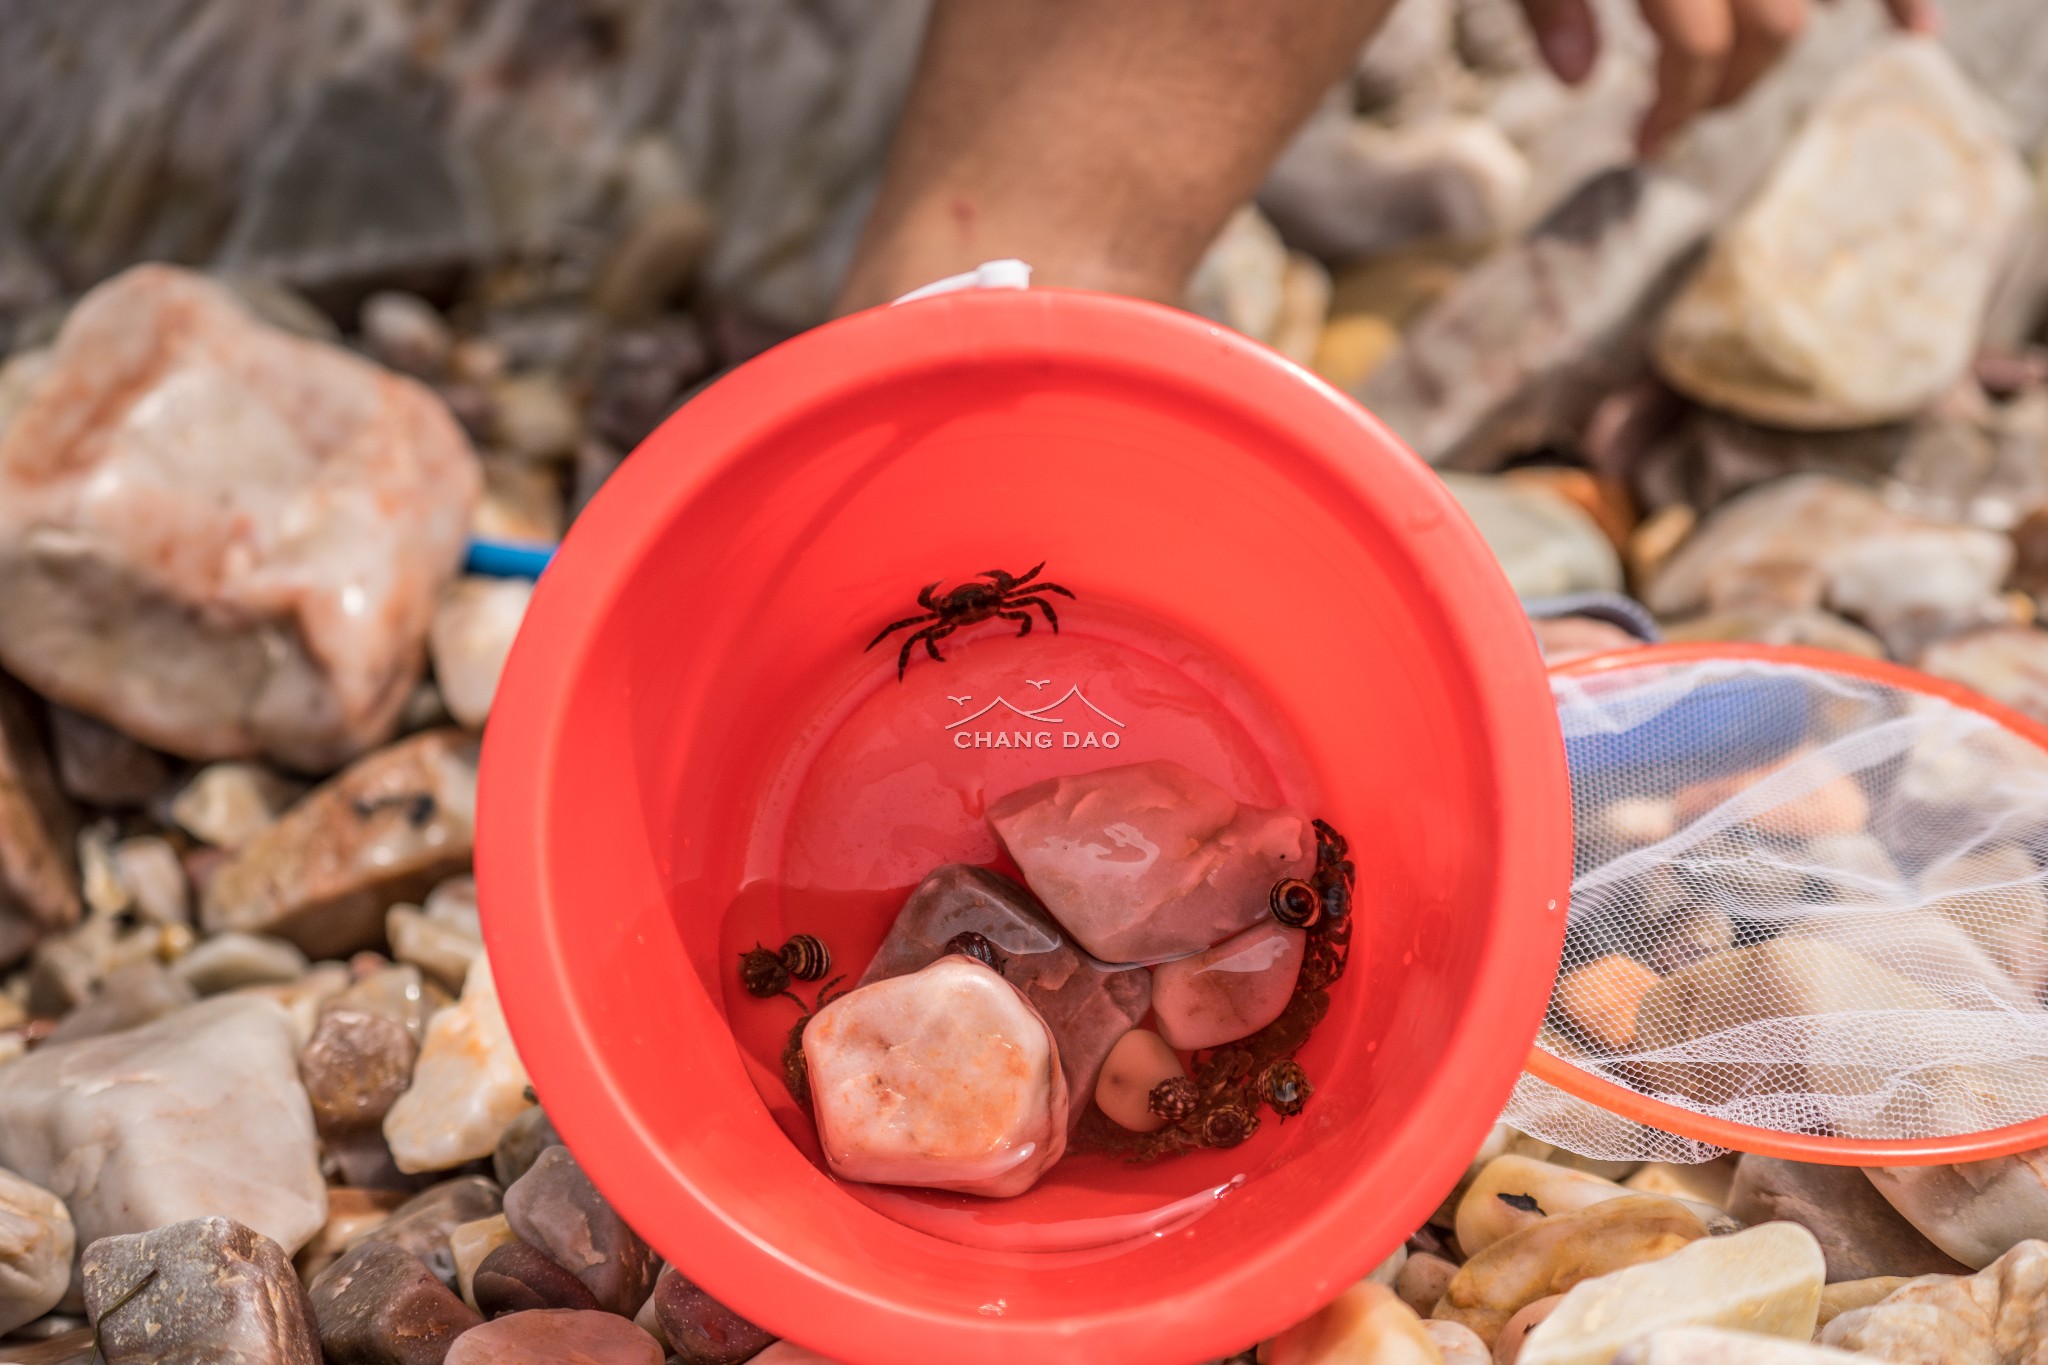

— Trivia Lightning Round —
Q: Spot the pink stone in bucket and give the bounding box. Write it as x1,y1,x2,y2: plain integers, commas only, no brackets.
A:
1152,921,1307,1051
987,759,1315,963
804,956,1069,1197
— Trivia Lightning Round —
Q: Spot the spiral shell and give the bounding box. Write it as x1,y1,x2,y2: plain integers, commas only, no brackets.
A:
1270,877,1321,929
779,934,832,982
1200,1100,1260,1149
1147,1076,1198,1125
944,931,1006,974
1259,1060,1313,1118
739,945,790,998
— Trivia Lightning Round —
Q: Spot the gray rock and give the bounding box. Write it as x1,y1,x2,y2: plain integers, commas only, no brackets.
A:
202,730,478,959
1727,1156,1969,1283
503,1146,659,1318
0,996,327,1259
0,674,79,943
81,1217,320,1365
492,1107,563,1189
473,1239,602,1317
43,960,197,1046
652,1268,776,1365
348,1177,503,1292
169,763,301,851
46,707,168,810
308,1240,482,1365
1358,168,1712,470
1441,474,1623,598
443,1308,662,1365
170,932,309,995
0,1167,72,1334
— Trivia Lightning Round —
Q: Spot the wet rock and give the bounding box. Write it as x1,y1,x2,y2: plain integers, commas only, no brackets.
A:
1456,1156,1633,1254
0,266,480,771
472,1239,603,1317
443,1309,661,1365
1434,1196,1706,1346
81,1216,319,1365
348,1177,503,1293
0,675,79,942
360,294,453,381
308,1240,481,1364
387,905,481,996
988,760,1314,963
805,957,1067,1198
1822,1237,2048,1361
294,1188,409,1286
449,1215,515,1311
428,579,531,732
1864,1152,2048,1269
335,963,449,1047
0,996,325,1255
1396,1251,1458,1319
503,1146,658,1318
650,1268,775,1365
113,836,187,925
302,1007,419,1144
1151,921,1304,1051
170,764,301,850
860,864,1150,1132
1265,1280,1440,1365
0,1167,72,1334
1918,627,2048,726
43,960,197,1046
1518,1222,1825,1365
1656,42,2031,429
1094,1028,1187,1134
1613,1329,1869,1364
1816,1277,1914,1329
171,932,309,995
491,1107,563,1190
384,958,532,1174
1359,169,1712,470
1441,474,1624,597
203,729,478,959
46,707,168,809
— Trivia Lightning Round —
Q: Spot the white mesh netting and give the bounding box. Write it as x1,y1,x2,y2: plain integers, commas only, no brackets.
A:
1504,655,2048,1164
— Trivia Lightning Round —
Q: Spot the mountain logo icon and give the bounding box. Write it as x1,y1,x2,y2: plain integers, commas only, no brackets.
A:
945,684,1125,730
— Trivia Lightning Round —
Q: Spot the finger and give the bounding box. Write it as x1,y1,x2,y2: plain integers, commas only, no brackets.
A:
1715,0,1808,106
1517,0,1602,84
1635,0,1735,156
1882,0,1941,33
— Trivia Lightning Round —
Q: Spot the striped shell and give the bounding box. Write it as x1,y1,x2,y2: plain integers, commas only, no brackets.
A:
1259,1060,1313,1118
778,934,832,982
1270,877,1321,929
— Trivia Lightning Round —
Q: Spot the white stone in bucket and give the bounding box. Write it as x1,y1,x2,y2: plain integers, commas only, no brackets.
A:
805,956,1068,1198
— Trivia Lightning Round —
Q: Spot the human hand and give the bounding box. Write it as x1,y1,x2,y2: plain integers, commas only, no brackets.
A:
1515,0,1940,155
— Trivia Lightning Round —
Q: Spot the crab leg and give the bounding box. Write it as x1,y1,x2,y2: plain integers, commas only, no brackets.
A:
867,611,939,651
1011,595,1063,631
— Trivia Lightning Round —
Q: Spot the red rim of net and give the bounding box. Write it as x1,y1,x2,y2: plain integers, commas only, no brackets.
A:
1529,640,2048,1166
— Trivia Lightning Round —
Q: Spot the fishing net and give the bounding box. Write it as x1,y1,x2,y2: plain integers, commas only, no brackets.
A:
1505,649,2048,1164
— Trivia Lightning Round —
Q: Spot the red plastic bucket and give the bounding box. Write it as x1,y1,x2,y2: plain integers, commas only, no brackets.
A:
478,288,1572,1364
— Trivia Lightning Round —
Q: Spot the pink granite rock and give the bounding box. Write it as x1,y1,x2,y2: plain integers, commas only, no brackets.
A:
1150,920,1307,1051
443,1308,662,1364
805,956,1067,1198
859,864,1150,1133
986,760,1314,963
0,265,480,772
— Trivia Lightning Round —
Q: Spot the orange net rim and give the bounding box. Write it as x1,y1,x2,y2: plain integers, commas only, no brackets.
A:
1528,640,2048,1166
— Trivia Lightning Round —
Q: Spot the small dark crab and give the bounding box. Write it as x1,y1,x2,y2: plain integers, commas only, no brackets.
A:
866,563,1076,680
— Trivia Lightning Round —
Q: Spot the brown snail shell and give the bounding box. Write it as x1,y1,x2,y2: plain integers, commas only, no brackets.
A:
740,945,790,998
1200,1101,1260,1149
1270,877,1321,929
1147,1076,1198,1125
779,934,832,982
1259,1060,1313,1118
